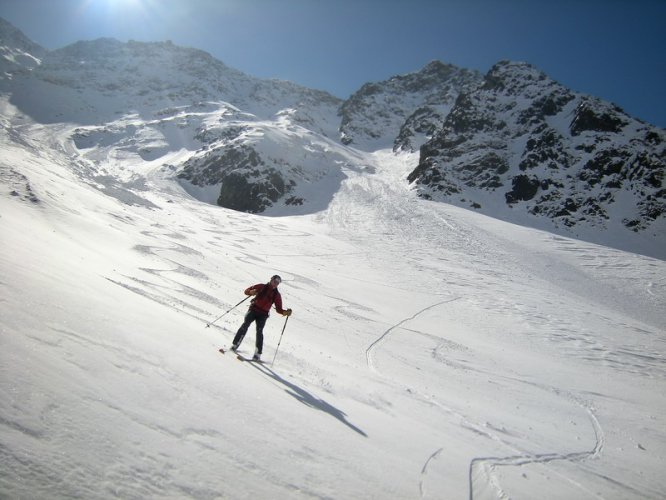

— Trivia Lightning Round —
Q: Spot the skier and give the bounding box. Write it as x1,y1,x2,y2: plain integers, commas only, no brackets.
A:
231,275,292,361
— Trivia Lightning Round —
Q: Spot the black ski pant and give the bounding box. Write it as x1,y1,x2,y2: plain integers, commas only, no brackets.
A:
233,308,268,354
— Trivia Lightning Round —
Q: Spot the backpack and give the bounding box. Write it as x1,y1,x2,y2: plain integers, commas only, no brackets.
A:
251,283,278,312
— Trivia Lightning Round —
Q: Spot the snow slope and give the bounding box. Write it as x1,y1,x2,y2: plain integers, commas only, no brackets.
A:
1,97,665,499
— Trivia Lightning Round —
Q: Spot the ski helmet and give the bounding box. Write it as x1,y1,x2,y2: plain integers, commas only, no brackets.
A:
271,275,282,284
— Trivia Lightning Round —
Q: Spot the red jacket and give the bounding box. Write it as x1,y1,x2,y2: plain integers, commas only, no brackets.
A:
245,283,285,315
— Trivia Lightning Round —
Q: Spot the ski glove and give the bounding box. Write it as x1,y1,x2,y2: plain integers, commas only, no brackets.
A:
283,308,292,317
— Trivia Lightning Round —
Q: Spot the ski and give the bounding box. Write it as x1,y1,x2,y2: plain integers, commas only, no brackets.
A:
236,354,264,364
218,348,263,363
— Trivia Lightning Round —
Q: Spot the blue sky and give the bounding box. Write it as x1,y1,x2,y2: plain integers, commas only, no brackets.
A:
1,0,665,127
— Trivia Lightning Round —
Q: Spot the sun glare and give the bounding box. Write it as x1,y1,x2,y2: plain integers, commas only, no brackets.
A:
90,0,144,5
81,0,155,15
78,0,160,30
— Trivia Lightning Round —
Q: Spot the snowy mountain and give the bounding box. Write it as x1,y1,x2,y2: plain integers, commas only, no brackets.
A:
2,18,666,500
1,17,663,257
11,36,341,127
339,60,482,151
7,31,348,215
408,61,666,255
0,17,46,79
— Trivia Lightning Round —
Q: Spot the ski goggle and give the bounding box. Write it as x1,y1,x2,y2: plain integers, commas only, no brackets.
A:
271,275,282,284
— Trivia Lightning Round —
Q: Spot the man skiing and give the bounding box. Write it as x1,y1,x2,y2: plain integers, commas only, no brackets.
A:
231,275,292,361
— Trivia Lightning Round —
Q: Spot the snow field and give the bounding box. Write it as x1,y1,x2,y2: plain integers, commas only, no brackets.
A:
1,110,666,498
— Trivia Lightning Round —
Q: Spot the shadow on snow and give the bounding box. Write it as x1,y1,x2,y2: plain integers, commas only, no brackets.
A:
246,361,368,438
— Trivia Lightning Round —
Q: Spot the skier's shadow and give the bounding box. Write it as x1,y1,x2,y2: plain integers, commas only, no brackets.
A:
248,361,368,437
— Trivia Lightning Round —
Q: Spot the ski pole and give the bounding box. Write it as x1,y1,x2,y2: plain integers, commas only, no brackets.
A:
271,315,289,366
205,295,251,328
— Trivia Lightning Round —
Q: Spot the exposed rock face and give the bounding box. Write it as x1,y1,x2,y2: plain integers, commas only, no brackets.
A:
339,61,482,151
408,61,665,233
177,139,292,213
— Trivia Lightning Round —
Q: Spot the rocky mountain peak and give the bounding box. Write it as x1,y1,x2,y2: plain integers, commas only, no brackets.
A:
408,60,665,247
482,60,549,92
37,37,241,95
10,36,341,132
0,17,46,77
339,60,482,151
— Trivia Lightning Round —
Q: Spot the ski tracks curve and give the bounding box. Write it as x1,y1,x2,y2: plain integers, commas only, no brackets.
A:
467,384,605,500
363,296,607,499
365,296,461,374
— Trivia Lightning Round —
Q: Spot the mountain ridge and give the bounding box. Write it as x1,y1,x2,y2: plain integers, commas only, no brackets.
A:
0,17,46,78
409,60,665,246
0,17,663,259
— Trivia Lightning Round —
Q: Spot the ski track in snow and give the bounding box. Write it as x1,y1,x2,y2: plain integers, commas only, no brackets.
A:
365,297,462,374
465,382,606,500
365,297,608,500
